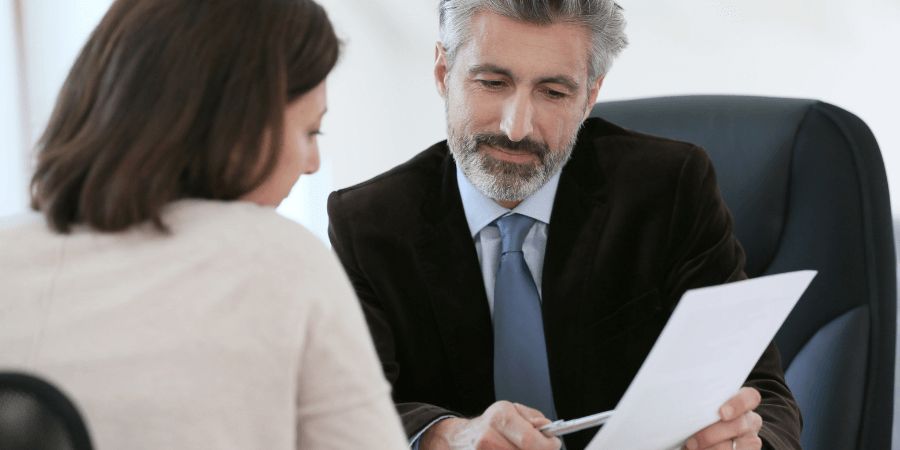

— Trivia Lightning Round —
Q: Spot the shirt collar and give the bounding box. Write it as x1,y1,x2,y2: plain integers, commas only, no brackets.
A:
456,166,561,238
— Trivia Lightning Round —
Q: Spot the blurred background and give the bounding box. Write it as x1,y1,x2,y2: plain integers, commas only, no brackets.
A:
2,0,899,243
1,0,898,444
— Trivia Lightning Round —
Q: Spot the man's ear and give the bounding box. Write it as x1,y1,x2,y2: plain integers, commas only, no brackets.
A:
434,42,449,99
583,76,605,120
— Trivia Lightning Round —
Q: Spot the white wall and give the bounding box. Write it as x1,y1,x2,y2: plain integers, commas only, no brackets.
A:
0,0,443,242
0,1,26,217
2,0,899,238
0,0,112,217
295,0,900,239
605,0,900,211
277,0,445,240
18,0,112,146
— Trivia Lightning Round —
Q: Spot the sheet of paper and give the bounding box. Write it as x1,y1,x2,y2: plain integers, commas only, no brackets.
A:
586,270,816,450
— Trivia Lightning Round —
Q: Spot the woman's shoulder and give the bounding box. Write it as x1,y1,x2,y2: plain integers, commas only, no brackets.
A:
0,212,61,260
166,199,338,277
168,199,321,245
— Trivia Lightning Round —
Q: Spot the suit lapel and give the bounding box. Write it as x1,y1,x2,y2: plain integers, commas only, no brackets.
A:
414,149,495,412
542,121,611,417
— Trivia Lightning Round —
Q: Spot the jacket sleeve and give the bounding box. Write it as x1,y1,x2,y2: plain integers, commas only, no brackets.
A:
661,146,802,450
326,191,462,439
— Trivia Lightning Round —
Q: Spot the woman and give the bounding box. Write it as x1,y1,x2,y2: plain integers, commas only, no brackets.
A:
0,0,407,449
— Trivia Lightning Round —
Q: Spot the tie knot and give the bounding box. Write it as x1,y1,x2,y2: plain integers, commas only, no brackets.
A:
496,213,535,254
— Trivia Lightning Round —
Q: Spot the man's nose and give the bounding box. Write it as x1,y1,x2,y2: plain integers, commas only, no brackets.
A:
500,91,534,142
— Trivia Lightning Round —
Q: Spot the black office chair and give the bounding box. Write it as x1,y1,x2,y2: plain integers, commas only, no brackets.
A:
592,95,895,450
0,372,93,450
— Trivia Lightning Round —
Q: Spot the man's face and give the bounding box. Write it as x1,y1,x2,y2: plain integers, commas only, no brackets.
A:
435,12,602,205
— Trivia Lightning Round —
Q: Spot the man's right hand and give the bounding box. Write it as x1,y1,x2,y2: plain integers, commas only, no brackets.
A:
420,401,562,450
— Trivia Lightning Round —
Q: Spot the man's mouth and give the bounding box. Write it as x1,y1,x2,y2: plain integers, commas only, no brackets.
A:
481,144,539,164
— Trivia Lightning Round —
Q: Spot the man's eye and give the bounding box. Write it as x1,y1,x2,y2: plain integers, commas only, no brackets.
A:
545,89,568,99
477,79,506,89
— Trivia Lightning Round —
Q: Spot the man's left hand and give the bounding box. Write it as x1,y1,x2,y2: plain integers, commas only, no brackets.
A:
683,387,764,450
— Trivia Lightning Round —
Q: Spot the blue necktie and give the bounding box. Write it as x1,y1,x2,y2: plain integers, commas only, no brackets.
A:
492,213,558,420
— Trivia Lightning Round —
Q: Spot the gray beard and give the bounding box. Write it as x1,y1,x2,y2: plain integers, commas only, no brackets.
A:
448,130,576,203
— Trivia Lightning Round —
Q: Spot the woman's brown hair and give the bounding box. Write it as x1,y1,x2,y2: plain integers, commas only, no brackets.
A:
30,0,339,233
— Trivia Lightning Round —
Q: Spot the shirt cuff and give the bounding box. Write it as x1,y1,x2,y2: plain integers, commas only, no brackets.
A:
409,415,458,449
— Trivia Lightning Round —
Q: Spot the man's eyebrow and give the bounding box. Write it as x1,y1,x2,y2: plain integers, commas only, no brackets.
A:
468,64,514,79
537,76,579,92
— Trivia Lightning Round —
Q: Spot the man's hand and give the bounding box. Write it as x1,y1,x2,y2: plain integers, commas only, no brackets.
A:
683,387,764,450
421,401,562,450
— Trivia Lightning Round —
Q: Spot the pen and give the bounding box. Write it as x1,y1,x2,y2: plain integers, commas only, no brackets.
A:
539,409,615,437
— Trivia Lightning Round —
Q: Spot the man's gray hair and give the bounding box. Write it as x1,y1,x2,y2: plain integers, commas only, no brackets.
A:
438,0,628,81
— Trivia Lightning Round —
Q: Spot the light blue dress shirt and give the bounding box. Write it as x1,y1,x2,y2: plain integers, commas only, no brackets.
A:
457,167,561,313
410,167,562,448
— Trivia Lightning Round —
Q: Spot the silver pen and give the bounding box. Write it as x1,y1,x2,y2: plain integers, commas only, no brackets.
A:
538,409,615,437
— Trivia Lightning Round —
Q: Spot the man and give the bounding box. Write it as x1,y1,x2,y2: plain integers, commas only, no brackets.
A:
327,1,801,449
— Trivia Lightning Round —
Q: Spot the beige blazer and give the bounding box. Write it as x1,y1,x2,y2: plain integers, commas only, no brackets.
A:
0,200,407,450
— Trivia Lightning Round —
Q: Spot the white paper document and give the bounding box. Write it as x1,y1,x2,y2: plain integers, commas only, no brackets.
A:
586,270,817,450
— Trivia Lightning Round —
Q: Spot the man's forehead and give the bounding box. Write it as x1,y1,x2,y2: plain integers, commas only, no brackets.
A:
459,11,592,82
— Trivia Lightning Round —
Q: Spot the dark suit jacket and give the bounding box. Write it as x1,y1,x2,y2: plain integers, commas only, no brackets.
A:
327,118,802,450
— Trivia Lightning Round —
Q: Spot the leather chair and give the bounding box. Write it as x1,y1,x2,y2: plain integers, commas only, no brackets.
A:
591,95,895,450
0,371,93,450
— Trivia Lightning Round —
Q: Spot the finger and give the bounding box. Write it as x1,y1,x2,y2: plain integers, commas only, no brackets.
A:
489,404,559,450
529,417,553,427
686,412,762,449
513,403,550,422
683,439,735,450
733,432,764,450
704,441,735,450
495,421,560,450
700,433,763,450
513,403,553,428
458,426,518,450
709,440,737,450
720,387,762,421
482,428,520,450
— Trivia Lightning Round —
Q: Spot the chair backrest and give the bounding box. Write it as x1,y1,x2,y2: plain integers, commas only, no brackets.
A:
0,372,93,450
591,95,896,450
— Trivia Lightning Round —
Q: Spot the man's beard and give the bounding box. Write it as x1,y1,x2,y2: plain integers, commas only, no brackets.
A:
447,127,577,203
